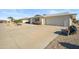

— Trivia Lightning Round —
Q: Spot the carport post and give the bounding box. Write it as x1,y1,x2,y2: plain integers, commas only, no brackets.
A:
30,18,32,24
41,18,45,25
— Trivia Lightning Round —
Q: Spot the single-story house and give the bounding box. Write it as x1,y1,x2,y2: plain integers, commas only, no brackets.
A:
0,20,7,23
19,17,30,23
22,19,29,23
29,13,77,27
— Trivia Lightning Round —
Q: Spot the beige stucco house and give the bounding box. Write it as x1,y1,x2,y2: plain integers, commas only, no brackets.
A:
29,13,77,27
19,17,30,23
22,19,29,23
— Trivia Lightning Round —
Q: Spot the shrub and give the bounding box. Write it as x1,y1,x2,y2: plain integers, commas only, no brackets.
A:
14,20,22,24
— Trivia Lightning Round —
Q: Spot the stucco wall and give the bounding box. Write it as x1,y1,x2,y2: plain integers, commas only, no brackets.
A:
45,15,70,27
22,20,29,23
40,18,45,25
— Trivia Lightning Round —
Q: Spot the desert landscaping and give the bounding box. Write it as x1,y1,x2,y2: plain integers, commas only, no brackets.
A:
46,25,79,49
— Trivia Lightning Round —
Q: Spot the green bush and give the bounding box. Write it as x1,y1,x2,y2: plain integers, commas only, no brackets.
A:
14,20,22,23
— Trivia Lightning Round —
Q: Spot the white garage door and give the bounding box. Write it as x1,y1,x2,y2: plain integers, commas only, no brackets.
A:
45,16,69,26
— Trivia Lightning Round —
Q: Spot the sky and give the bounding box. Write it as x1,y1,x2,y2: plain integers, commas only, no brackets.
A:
0,9,79,20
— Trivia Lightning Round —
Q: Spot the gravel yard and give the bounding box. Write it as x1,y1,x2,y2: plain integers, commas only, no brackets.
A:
46,26,79,49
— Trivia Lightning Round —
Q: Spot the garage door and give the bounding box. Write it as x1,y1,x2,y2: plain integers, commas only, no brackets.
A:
45,16,69,26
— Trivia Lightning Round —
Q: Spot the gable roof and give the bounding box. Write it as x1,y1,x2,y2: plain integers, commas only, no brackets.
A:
43,12,77,17
30,12,77,19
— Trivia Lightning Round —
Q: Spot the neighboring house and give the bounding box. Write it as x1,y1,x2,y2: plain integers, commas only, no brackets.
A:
0,20,7,23
19,18,30,23
22,19,29,23
30,13,77,27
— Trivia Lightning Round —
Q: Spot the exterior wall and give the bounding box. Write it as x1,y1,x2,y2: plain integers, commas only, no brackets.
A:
40,18,45,25
22,20,29,23
30,18,34,24
69,18,72,26
45,15,70,27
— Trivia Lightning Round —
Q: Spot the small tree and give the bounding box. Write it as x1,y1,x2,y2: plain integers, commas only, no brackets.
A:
8,17,14,22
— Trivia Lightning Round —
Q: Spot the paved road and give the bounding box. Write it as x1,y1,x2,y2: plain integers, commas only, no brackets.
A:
0,23,63,49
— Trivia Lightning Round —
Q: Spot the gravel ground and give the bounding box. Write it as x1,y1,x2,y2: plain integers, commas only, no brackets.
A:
46,27,79,49
0,23,62,49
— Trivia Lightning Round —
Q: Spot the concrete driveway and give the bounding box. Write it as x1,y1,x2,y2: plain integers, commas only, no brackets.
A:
0,23,63,49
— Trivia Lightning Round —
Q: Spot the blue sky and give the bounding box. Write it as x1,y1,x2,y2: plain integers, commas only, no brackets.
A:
0,9,79,20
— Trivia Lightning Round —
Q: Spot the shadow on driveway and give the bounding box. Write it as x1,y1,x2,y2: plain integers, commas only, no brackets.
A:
54,31,67,36
59,42,79,49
